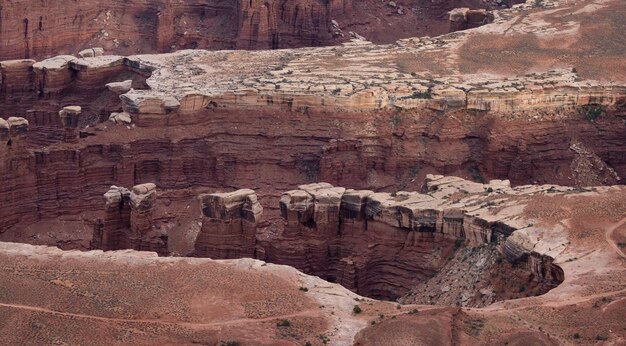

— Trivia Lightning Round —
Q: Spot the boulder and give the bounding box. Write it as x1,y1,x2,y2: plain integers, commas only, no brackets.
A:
106,80,132,94
78,48,104,58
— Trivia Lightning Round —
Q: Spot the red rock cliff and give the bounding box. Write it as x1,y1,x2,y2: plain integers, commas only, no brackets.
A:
0,0,353,60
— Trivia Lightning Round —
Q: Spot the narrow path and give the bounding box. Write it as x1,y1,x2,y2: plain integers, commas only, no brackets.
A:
0,302,315,328
605,217,626,259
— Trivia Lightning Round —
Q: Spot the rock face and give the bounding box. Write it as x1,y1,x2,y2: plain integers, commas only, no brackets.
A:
58,106,82,143
0,53,624,246
194,189,262,259
448,8,494,32
0,0,354,60
0,117,29,151
186,177,567,300
0,0,624,264
92,183,168,255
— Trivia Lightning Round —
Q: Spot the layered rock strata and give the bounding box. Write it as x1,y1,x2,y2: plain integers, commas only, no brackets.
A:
0,0,624,252
192,176,567,300
0,0,354,60
58,106,82,143
194,189,263,259
92,183,168,255
0,117,29,153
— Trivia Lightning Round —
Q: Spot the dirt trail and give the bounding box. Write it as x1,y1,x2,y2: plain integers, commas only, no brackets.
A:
0,302,316,329
605,217,626,259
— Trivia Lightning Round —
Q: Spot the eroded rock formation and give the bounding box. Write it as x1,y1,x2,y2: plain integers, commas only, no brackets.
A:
92,183,168,255
194,189,263,259
0,0,356,60
448,8,494,32
190,176,568,300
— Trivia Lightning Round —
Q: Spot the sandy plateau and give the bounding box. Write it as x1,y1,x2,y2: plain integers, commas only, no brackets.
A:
0,0,625,345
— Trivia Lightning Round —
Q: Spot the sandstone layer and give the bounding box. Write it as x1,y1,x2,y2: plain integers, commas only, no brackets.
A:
92,183,169,255
0,177,624,344
194,175,579,301
0,0,501,61
0,0,624,250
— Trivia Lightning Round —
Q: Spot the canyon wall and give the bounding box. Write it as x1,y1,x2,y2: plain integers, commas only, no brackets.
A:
0,53,624,242
0,0,353,60
194,176,566,300
0,49,626,249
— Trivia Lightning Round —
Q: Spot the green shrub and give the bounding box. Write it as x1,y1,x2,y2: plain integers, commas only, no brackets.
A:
277,319,291,327
581,104,605,123
353,305,362,314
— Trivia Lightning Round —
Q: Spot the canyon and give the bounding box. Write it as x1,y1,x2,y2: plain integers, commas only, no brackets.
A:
0,0,624,344
0,0,505,61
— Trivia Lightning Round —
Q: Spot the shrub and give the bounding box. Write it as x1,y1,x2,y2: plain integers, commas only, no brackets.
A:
573,333,581,339
277,319,291,327
581,104,605,123
220,342,240,346
299,287,309,292
353,305,362,314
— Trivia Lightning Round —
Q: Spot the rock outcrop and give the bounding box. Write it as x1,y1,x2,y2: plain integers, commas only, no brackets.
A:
186,176,569,300
58,106,82,143
448,8,494,32
194,189,262,259
0,0,624,262
0,0,356,60
0,117,29,151
92,183,168,255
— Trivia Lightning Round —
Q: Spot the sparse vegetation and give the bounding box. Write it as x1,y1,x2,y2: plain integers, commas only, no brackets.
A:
299,286,309,292
404,90,432,99
581,103,605,123
276,319,291,327
220,342,241,346
465,318,486,336
353,305,362,314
